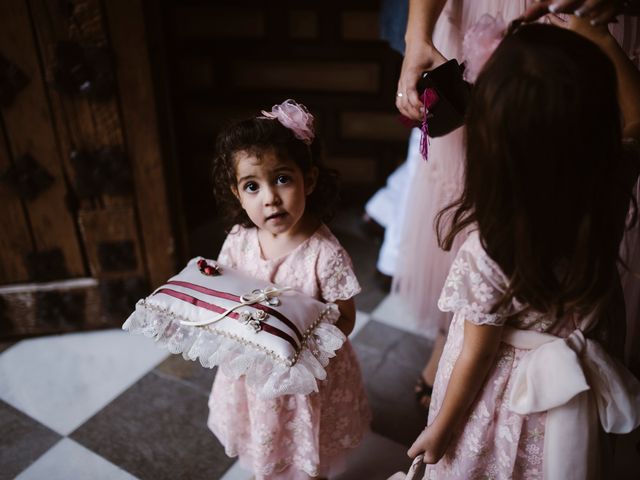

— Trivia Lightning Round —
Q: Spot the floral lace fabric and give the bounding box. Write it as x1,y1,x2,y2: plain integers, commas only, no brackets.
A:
426,231,575,480
208,224,370,479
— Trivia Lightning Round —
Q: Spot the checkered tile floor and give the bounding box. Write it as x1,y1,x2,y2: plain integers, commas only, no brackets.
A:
0,307,431,480
2,212,639,479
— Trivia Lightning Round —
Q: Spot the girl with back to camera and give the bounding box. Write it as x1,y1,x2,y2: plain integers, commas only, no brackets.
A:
407,16,640,479
207,99,370,480
396,0,640,411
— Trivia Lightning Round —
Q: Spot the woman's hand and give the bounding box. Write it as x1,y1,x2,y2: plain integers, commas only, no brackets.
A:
549,10,640,140
547,11,612,45
396,41,447,121
551,0,622,25
522,0,623,25
407,423,451,464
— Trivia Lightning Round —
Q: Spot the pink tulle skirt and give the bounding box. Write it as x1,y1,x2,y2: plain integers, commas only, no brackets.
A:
393,0,535,335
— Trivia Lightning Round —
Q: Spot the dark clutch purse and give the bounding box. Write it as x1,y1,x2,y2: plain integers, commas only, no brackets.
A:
417,59,471,137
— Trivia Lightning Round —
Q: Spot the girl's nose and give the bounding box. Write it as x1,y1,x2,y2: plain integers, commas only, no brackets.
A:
264,186,281,206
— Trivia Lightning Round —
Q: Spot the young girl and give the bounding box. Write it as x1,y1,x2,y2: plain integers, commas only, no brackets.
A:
207,99,371,479
407,17,640,479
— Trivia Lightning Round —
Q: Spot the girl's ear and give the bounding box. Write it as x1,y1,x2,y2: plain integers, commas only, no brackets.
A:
304,166,319,196
231,185,240,202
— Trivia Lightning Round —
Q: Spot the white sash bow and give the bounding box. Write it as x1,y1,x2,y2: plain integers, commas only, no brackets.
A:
503,327,640,479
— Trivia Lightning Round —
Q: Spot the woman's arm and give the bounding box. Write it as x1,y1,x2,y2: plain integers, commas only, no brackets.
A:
334,298,356,336
405,0,448,46
396,0,448,120
549,14,640,140
407,320,504,463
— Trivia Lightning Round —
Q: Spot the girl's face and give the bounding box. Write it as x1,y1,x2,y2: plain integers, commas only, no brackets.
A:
232,148,317,236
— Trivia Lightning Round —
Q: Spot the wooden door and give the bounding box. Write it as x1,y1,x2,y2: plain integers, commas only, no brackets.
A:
0,0,178,338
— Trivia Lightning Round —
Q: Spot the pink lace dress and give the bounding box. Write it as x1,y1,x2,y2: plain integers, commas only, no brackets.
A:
425,231,577,479
207,224,371,479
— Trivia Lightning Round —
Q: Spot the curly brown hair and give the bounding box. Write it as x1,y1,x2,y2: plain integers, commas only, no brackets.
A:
212,114,339,231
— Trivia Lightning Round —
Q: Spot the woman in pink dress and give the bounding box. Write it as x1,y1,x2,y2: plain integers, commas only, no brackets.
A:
207,100,370,479
407,16,640,478
394,0,538,408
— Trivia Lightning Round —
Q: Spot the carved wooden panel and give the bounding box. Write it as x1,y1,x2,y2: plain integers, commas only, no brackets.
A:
0,0,179,338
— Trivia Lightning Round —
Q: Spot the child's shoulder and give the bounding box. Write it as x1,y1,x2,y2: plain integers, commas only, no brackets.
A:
225,224,254,241
458,229,485,257
220,224,256,254
457,230,508,282
310,224,361,300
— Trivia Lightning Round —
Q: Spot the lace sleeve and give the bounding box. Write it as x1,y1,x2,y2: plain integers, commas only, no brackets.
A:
317,246,361,303
437,232,510,326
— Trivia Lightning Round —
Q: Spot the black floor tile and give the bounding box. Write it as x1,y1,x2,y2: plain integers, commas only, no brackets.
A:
0,400,61,480
71,371,232,480
353,321,433,446
154,355,217,397
352,320,406,353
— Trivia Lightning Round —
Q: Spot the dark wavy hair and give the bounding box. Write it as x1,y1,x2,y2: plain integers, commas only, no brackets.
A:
212,113,339,230
437,24,637,318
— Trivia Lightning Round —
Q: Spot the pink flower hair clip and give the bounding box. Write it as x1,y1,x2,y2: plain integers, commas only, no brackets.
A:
462,14,508,83
259,99,315,145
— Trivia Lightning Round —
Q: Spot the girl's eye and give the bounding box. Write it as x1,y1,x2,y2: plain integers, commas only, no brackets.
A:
243,182,259,192
276,175,290,185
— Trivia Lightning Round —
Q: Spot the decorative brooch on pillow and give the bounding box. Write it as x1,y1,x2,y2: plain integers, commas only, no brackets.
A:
123,257,345,399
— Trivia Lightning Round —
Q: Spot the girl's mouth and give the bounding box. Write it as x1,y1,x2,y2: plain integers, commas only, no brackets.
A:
266,212,287,222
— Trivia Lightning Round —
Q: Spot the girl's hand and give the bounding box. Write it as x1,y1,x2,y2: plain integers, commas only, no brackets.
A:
407,423,451,464
396,41,447,121
547,11,612,46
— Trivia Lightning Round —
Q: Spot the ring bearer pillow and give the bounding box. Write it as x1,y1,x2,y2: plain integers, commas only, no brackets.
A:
123,257,345,399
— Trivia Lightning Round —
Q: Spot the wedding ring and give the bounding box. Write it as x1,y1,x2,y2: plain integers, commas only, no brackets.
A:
396,92,404,98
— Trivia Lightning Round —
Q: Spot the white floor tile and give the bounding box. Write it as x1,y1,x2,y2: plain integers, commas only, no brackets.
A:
351,310,371,338
0,329,168,435
220,460,252,480
371,294,434,338
15,438,138,480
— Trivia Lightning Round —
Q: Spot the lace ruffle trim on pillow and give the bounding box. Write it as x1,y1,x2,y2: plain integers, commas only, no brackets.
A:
122,301,344,399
